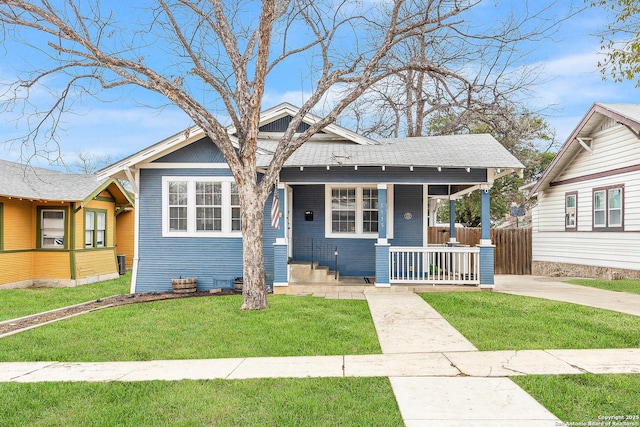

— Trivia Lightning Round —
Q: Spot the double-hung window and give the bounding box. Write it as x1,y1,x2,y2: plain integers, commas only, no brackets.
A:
195,182,221,231
85,210,107,248
565,192,577,229
39,208,67,248
326,185,390,238
168,181,188,232
163,177,241,237
593,185,624,231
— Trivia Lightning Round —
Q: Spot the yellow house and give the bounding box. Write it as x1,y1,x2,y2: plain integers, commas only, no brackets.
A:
0,160,134,288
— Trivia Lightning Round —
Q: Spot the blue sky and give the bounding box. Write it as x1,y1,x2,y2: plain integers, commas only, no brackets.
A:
1,1,638,168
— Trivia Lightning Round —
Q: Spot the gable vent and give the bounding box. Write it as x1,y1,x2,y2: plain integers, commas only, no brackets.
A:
597,117,618,132
259,115,324,133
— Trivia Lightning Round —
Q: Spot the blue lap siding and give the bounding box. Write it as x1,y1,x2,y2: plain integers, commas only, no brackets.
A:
135,166,276,293
290,183,425,277
291,184,376,277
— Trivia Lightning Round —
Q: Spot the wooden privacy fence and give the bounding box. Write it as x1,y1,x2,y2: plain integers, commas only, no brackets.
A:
427,227,532,275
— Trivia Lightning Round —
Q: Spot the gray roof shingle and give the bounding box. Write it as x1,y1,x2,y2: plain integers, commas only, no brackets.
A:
0,159,104,201
596,103,640,123
258,134,523,169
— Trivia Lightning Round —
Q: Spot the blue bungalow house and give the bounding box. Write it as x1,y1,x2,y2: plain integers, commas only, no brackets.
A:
98,103,523,293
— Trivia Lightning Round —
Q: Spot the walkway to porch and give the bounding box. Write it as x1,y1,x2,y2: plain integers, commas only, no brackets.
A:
272,277,484,296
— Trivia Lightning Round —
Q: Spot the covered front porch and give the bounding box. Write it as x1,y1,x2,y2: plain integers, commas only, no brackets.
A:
271,178,500,291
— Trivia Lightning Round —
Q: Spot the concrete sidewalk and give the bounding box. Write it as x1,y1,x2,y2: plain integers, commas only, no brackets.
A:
2,348,638,382
1,287,639,426
495,275,640,316
365,292,560,426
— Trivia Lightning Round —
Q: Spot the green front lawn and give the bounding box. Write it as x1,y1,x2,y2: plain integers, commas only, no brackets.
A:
0,273,131,322
0,294,381,362
0,377,403,427
513,374,640,423
420,292,640,350
568,278,640,295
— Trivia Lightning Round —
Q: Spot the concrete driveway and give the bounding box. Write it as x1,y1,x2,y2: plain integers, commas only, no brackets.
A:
495,275,640,317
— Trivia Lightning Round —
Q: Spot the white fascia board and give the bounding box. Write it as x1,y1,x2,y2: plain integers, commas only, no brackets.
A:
98,128,245,182
234,102,377,146
97,125,204,180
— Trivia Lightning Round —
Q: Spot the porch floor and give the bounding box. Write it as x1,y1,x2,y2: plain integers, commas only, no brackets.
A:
273,276,484,296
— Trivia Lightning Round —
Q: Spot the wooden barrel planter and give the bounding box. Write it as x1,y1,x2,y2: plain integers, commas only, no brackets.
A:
171,277,197,294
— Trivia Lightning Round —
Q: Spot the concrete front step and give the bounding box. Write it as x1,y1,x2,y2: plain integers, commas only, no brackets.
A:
289,262,340,284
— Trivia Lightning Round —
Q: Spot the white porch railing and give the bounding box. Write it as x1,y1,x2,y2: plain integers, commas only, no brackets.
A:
389,245,480,285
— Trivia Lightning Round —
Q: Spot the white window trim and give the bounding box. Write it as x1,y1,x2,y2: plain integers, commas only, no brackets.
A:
41,209,66,249
565,193,576,229
608,188,622,227
593,190,606,228
162,176,241,238
325,184,394,239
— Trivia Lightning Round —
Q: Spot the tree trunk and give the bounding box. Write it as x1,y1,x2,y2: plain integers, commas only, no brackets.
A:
239,184,268,310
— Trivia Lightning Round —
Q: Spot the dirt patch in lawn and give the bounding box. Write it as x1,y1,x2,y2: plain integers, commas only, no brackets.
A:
0,290,236,337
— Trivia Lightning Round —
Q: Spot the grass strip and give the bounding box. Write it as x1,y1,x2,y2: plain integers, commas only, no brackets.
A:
0,377,403,427
0,273,131,322
420,292,640,351
0,294,381,361
513,374,640,423
567,279,640,295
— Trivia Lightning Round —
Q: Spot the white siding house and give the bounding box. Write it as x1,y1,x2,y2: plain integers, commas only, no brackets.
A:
529,103,640,279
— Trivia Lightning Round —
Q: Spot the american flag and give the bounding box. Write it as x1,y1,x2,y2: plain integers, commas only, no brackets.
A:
270,188,280,230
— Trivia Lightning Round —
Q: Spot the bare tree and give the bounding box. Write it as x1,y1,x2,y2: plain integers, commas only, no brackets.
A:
66,151,113,174
0,0,564,309
346,2,577,140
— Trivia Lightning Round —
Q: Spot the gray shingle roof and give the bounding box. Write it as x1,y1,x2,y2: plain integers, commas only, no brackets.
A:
258,134,523,169
596,103,640,123
0,159,104,201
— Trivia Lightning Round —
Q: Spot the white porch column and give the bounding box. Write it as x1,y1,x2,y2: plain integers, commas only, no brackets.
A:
449,197,458,243
423,185,429,247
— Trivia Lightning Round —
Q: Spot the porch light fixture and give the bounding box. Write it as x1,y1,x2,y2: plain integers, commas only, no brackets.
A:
437,166,442,172
354,165,358,170
409,166,414,171
381,165,386,171
326,165,330,170
299,166,304,171
466,167,470,172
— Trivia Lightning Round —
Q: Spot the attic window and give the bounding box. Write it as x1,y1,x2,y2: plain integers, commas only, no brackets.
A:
258,115,325,133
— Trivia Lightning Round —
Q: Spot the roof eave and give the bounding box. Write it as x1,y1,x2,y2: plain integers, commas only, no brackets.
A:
531,103,640,197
